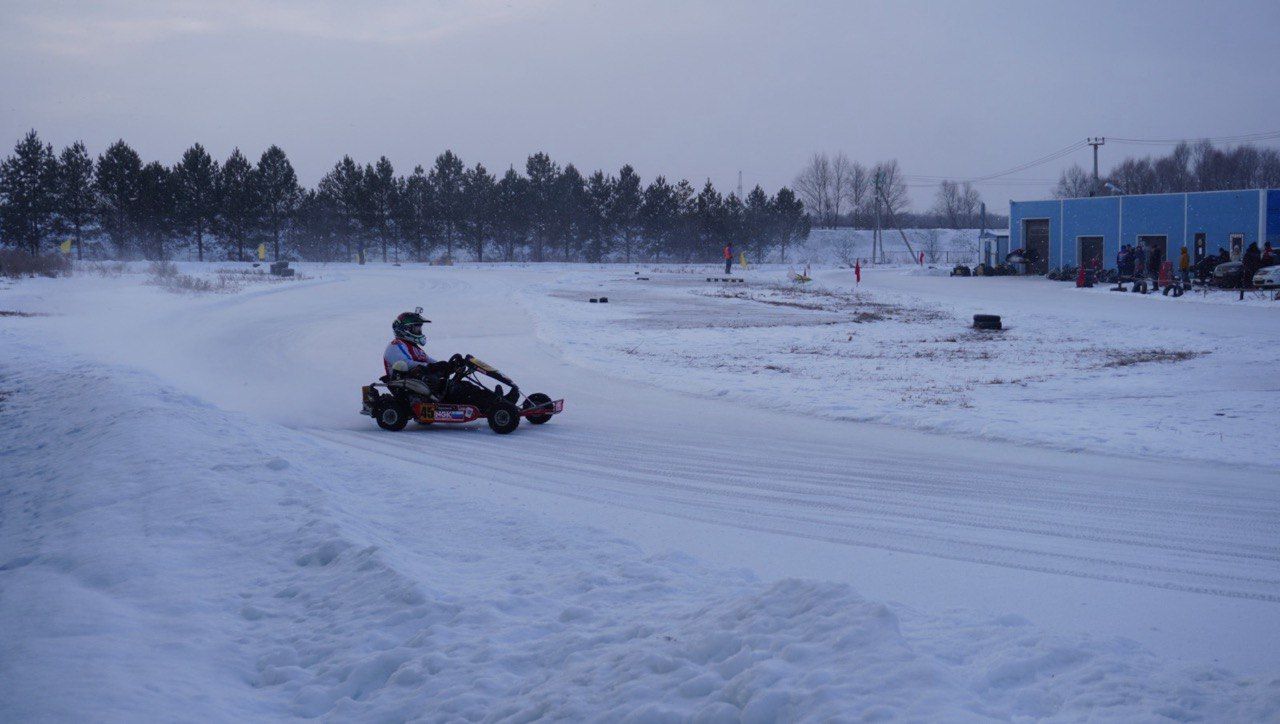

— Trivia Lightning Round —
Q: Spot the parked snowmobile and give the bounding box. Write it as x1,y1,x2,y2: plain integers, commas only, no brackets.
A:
361,354,564,434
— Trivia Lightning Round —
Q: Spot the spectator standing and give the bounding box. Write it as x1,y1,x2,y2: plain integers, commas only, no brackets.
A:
1179,246,1191,285
1241,242,1262,288
723,243,733,275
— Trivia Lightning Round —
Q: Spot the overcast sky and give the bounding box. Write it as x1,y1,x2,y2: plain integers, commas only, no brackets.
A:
3,0,1279,207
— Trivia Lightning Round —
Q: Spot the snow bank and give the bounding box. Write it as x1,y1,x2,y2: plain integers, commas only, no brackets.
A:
795,228,980,265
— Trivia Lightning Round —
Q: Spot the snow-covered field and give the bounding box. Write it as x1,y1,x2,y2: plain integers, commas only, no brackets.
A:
2,261,1279,720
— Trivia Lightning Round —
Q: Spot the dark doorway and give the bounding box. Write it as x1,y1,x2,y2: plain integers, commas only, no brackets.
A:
1078,236,1103,269
1138,235,1167,276
1023,219,1050,274
1194,232,1206,262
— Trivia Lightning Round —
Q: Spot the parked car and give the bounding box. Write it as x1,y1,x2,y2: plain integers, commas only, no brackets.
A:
1254,264,1280,290
1213,261,1245,288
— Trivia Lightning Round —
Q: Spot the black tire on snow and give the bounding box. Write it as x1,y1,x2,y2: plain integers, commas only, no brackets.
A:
972,314,1002,330
523,393,554,425
487,402,521,434
374,395,411,431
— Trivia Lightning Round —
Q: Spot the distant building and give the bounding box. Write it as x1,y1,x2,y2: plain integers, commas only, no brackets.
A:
1009,189,1280,273
978,229,1009,268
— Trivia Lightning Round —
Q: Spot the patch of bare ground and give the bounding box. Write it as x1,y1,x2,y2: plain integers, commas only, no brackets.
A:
0,310,48,317
1096,349,1207,368
703,284,945,323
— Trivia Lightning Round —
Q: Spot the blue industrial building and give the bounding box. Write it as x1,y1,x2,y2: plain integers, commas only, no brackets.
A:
1009,189,1280,274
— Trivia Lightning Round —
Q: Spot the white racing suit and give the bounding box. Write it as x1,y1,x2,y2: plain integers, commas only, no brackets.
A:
383,338,437,376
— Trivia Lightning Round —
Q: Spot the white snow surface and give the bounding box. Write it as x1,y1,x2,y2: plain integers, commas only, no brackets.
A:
2,262,1280,721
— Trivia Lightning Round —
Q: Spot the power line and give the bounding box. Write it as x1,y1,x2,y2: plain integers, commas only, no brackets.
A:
902,140,1089,185
900,130,1280,188
1108,130,1280,146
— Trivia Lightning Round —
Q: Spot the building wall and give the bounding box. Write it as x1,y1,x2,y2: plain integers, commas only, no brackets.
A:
1265,190,1280,247
1061,196,1119,267
1008,200,1061,258
1121,193,1185,262
1011,190,1274,271
1185,190,1262,258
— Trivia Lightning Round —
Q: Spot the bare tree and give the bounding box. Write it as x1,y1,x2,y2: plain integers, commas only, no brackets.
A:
829,152,855,227
933,180,963,228
872,159,908,218
843,161,870,227
957,182,981,227
794,153,833,227
1052,164,1094,199
913,228,943,263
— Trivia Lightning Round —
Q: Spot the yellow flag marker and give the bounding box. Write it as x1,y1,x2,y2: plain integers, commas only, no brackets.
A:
59,239,73,254
257,243,266,261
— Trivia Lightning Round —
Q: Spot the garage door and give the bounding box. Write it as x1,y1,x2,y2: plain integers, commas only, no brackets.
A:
1024,219,1050,274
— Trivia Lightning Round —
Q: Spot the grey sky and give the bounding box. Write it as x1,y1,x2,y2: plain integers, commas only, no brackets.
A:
3,0,1278,208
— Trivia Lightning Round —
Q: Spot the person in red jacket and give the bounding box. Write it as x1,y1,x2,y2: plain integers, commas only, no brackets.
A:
723,243,734,274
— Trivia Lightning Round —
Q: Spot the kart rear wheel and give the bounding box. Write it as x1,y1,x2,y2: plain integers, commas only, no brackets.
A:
487,401,521,434
374,395,410,431
523,393,554,425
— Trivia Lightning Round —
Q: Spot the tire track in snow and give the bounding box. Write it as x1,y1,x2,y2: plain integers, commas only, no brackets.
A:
308,427,1280,603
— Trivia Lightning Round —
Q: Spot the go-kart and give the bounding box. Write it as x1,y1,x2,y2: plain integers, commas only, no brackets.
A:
361,354,563,434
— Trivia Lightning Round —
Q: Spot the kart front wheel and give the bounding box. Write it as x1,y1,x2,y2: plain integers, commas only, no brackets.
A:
487,402,521,434
523,393,554,425
374,395,410,431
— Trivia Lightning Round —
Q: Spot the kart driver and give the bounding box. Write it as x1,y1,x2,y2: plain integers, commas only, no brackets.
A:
383,309,441,377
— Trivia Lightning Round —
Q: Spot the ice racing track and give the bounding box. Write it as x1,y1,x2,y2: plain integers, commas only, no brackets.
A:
49,264,1280,674
158,265,1280,673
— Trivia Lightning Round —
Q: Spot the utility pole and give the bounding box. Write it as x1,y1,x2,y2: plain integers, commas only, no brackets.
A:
1087,137,1106,188
873,171,883,264
736,170,743,199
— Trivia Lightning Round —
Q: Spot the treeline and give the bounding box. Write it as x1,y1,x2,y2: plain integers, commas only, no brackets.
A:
794,152,1005,230
1054,140,1280,198
0,130,809,263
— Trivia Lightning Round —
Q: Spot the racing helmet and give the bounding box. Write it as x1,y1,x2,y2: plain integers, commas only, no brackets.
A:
392,308,430,345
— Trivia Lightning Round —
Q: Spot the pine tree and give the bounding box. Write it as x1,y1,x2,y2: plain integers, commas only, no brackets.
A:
257,145,300,261
94,140,143,258
583,170,616,262
0,130,59,256
428,151,464,262
56,141,95,260
494,167,529,262
460,162,495,262
640,176,678,261
772,187,808,263
524,152,560,263
135,161,175,259
318,156,364,263
216,148,259,261
672,180,697,262
722,192,745,262
611,165,642,263
361,156,398,262
394,165,434,262
744,185,773,263
694,180,725,262
293,189,342,261
556,164,586,261
172,143,219,261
